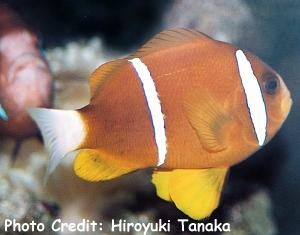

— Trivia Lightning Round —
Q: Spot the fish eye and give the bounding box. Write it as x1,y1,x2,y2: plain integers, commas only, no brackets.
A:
262,73,279,95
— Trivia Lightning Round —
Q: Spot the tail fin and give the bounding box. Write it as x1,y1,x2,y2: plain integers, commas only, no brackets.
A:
28,108,86,178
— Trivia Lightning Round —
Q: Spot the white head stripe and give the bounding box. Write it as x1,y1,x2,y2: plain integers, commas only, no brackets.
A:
235,50,267,146
128,58,167,166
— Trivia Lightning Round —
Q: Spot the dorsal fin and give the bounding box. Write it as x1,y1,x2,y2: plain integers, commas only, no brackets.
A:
128,28,213,59
88,29,212,97
89,59,126,97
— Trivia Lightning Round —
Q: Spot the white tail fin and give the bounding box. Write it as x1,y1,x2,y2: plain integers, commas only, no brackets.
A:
28,108,86,178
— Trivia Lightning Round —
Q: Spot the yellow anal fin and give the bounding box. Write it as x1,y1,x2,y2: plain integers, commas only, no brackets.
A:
152,168,228,220
128,28,213,59
184,90,232,152
73,149,135,181
89,59,126,97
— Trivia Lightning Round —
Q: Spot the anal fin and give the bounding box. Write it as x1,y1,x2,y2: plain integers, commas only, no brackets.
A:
73,149,135,181
152,168,228,220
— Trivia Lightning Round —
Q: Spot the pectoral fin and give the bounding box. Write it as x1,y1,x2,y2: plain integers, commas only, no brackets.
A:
184,91,232,152
152,168,228,220
73,149,135,181
0,104,8,121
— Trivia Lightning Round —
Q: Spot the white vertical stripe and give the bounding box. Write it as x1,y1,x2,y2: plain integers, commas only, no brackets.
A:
128,58,167,166
235,50,267,146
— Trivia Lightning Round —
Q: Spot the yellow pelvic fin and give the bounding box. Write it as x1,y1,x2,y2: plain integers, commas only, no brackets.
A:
152,168,228,220
152,170,172,201
128,28,213,59
73,149,134,181
89,59,126,97
184,90,232,152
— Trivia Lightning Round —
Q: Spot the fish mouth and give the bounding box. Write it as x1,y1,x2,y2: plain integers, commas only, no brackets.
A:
281,94,293,119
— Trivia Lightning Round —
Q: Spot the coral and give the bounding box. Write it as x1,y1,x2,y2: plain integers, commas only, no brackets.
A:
225,189,277,235
0,153,57,235
162,0,253,43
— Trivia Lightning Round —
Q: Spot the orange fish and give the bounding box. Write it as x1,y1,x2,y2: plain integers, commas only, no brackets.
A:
29,29,292,219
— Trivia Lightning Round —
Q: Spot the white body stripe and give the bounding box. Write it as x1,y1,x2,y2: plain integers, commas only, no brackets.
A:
128,58,167,166
235,50,267,146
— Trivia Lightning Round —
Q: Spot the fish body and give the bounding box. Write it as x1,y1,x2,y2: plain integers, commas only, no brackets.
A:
0,3,53,139
29,29,292,219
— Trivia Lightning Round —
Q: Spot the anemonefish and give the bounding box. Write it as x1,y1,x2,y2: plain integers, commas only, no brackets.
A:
0,3,52,141
29,29,292,220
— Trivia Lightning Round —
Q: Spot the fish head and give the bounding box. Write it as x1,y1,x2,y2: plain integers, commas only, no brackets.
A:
243,51,292,144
